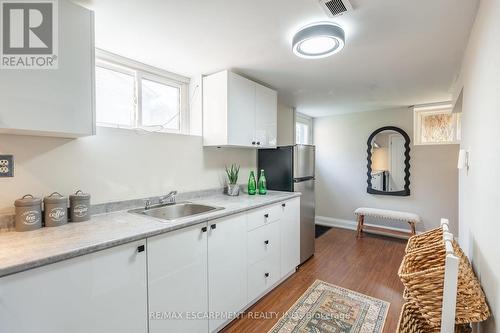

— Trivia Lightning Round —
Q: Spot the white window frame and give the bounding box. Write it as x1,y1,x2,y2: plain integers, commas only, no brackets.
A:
295,112,313,145
95,49,190,134
413,103,461,146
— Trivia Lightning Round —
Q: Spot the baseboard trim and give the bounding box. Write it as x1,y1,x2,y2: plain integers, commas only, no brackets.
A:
315,216,421,239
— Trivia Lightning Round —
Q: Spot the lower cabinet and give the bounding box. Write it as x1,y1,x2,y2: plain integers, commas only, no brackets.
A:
147,214,248,333
247,219,281,302
207,214,248,332
0,241,148,333
147,222,209,333
280,197,301,275
0,197,300,333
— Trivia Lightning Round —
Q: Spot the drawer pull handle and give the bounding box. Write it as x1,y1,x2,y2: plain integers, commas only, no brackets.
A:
282,203,286,207
264,240,269,245
210,224,217,230
201,226,207,232
264,214,269,218
264,273,270,278
252,141,256,145
137,245,145,253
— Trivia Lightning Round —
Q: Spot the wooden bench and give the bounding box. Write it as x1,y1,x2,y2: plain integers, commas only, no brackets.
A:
354,207,421,239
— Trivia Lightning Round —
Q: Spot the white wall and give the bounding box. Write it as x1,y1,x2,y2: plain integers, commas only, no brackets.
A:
277,104,295,146
0,127,256,213
314,108,459,233
458,0,500,330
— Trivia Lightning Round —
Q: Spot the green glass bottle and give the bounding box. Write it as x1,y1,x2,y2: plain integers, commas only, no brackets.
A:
258,169,267,195
248,171,257,195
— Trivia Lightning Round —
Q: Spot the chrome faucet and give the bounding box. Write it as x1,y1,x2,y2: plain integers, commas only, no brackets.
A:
159,191,177,205
144,199,153,210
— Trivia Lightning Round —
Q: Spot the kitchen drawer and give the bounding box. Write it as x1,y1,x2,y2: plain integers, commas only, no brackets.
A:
247,203,283,231
248,221,280,266
247,252,281,302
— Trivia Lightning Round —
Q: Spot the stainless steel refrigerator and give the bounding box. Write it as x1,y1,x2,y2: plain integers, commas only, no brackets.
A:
257,145,315,264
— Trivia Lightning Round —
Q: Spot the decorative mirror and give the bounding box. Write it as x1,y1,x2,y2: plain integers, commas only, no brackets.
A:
367,126,410,196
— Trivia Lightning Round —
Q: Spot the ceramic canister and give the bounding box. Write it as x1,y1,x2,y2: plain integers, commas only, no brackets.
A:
14,194,42,232
69,190,91,222
44,192,68,227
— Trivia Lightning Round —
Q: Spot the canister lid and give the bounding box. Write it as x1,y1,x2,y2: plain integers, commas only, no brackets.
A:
15,194,42,207
44,192,67,204
69,190,91,201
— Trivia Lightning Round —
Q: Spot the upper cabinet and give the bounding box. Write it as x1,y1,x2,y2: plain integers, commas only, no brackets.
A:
203,70,277,148
0,0,95,138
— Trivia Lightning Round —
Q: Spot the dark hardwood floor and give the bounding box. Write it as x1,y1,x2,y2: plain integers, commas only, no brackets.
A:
222,227,407,333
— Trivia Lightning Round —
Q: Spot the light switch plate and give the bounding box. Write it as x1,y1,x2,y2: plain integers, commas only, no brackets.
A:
0,155,14,177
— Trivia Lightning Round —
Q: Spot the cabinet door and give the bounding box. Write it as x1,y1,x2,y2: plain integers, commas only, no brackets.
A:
0,241,148,333
255,84,278,148
248,248,281,302
208,214,248,332
227,72,256,147
148,223,209,333
0,0,94,137
280,198,301,277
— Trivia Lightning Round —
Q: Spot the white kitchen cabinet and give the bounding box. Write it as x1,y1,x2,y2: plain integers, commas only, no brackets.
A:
248,248,281,302
0,241,148,333
202,70,277,148
207,214,248,332
247,221,281,302
280,198,301,277
148,223,209,333
227,72,257,146
248,220,281,266
247,203,283,231
0,0,95,138
255,84,278,147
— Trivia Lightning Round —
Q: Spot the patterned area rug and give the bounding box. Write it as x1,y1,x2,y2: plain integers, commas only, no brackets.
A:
269,280,389,333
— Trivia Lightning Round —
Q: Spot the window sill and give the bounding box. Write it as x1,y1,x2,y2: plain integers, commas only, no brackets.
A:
414,141,460,146
96,124,195,137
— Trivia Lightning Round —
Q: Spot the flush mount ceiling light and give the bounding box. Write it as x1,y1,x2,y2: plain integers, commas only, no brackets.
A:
292,22,345,59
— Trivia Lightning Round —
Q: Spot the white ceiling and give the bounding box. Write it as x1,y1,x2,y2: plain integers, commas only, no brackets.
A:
77,0,478,117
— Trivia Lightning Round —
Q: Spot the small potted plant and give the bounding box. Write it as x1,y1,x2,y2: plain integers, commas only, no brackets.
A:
225,164,240,196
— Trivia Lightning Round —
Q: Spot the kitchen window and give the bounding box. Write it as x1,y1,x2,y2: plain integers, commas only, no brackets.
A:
413,103,461,145
95,50,189,133
296,113,313,144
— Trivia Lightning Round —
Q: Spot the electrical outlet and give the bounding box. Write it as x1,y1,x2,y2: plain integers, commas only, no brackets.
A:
0,155,14,177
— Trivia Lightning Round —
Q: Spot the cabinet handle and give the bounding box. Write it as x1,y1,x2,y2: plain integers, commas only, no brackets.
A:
257,142,260,145
137,245,145,253
282,203,286,207
210,224,217,230
252,141,256,145
264,214,269,218
264,273,270,278
264,240,269,245
201,226,207,232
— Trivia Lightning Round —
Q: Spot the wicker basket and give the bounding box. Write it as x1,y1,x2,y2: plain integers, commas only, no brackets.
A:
406,227,446,253
398,242,490,327
397,302,472,333
397,302,439,333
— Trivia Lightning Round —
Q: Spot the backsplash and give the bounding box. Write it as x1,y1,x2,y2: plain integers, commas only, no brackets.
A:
0,187,239,233
0,215,14,232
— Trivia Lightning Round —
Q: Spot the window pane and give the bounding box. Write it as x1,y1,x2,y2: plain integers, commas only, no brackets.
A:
296,122,309,144
141,78,180,130
96,66,135,126
421,112,456,143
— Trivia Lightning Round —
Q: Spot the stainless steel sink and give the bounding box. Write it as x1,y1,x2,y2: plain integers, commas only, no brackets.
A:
130,202,224,222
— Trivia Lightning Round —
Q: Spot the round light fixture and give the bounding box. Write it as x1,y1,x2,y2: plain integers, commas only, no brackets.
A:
292,22,345,59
